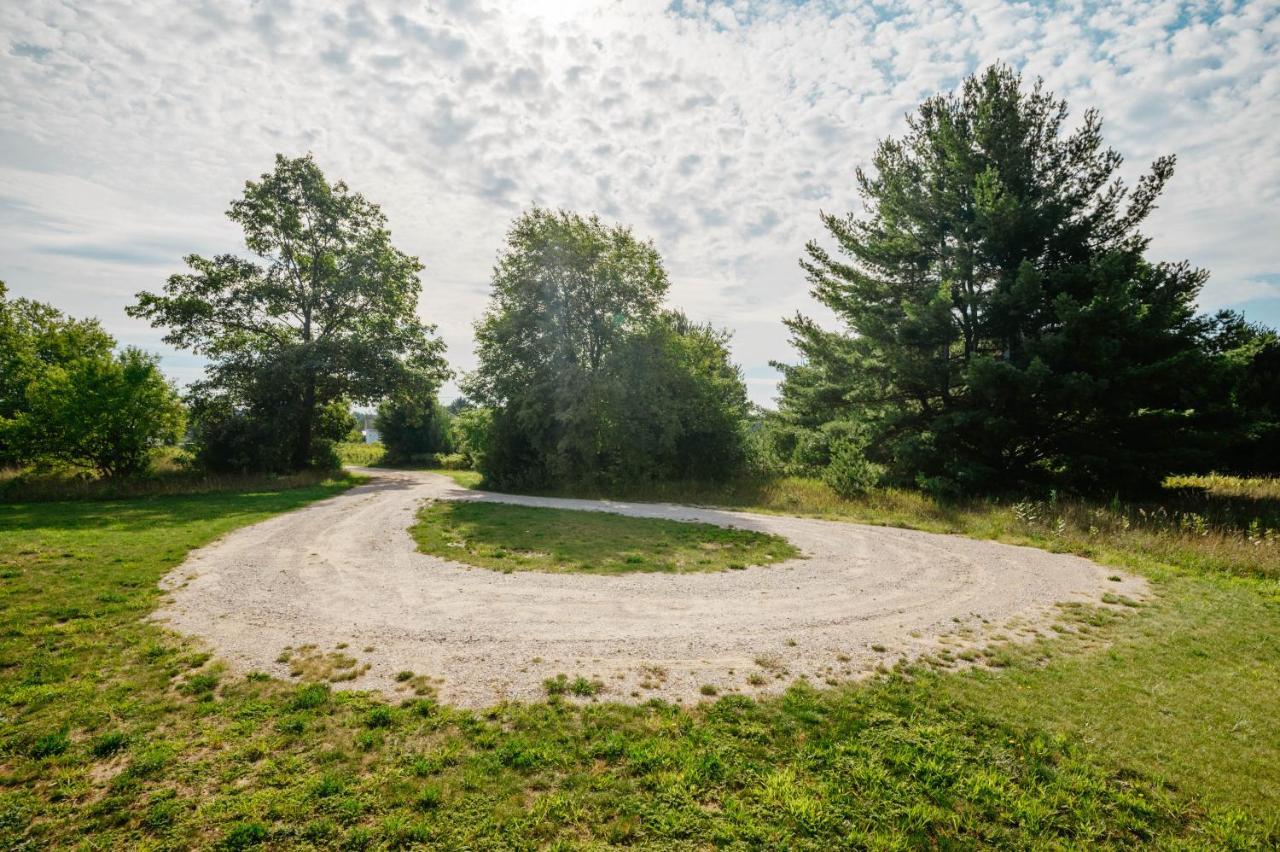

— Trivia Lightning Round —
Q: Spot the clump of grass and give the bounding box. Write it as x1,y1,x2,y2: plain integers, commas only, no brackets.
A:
700,684,718,696
411,501,798,575
637,665,668,690
91,731,128,758
569,676,604,697
284,645,370,682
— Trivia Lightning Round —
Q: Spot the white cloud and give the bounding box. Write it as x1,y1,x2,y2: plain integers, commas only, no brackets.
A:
1,0,1277,406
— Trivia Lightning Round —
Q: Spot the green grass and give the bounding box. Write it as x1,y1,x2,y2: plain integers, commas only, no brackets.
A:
430,468,482,489
410,501,798,574
935,573,1280,816
529,473,1280,581
0,472,1276,847
0,448,354,503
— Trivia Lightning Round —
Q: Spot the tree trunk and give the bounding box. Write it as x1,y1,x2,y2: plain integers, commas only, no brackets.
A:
294,372,316,469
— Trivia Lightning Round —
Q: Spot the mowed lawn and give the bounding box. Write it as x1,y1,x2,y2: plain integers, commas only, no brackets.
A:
411,501,799,574
0,476,1276,847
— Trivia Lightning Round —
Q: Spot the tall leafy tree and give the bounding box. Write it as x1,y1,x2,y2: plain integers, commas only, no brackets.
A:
777,65,1218,492
1,281,114,466
465,208,748,487
2,282,183,476
16,347,185,477
129,154,448,470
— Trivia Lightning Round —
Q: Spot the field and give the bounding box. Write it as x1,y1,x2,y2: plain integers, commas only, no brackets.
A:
0,472,1276,847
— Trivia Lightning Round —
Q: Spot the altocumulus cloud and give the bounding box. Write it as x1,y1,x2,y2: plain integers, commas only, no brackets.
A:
1,0,1277,403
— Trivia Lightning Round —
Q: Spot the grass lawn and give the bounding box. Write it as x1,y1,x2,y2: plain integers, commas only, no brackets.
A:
0,472,1276,847
410,501,798,574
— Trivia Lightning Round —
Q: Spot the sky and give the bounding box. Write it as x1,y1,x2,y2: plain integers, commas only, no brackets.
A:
2,0,1277,407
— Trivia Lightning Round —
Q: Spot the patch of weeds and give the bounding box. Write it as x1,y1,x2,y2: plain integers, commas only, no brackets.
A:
29,732,69,758
180,672,219,696
287,644,370,682
700,684,718,696
290,682,331,710
570,676,604,697
415,784,443,811
364,705,395,728
543,674,569,696
637,664,668,690
219,821,269,850
91,731,128,758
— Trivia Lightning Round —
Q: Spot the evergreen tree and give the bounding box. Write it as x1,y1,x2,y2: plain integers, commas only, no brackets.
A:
777,65,1217,493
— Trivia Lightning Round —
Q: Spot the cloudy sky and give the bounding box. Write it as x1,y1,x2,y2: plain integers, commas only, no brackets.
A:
2,0,1277,406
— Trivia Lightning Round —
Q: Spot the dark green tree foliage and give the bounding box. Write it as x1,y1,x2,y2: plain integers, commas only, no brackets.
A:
129,155,448,472
1203,311,1280,474
375,396,452,462
1,282,184,476
777,65,1220,493
465,208,749,488
596,313,750,481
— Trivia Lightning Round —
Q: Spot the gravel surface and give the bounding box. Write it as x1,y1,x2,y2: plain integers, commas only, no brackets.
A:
154,468,1146,706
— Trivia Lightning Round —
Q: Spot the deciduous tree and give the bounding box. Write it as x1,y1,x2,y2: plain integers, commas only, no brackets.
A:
129,154,448,471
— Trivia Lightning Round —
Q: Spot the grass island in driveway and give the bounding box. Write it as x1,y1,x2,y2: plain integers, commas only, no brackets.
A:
411,500,800,574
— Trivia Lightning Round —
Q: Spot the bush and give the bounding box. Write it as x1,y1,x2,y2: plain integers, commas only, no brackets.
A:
192,395,351,474
435,452,470,470
6,347,185,477
375,397,452,462
822,439,883,498
449,407,492,469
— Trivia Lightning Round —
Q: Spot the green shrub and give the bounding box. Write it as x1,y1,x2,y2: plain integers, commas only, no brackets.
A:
822,440,883,497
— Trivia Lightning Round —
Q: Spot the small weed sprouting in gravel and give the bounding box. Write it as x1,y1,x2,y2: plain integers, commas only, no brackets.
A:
871,644,887,653
570,676,604,697
395,670,414,682
700,684,718,696
543,673,569,696
746,673,767,686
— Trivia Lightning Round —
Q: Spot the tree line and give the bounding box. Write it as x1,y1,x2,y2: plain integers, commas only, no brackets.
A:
2,65,1276,495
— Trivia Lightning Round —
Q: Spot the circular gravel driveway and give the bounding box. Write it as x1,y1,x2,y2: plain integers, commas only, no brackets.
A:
155,469,1144,706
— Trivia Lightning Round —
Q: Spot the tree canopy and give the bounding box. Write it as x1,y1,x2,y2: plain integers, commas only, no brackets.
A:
775,64,1231,493
464,208,749,488
1,282,183,476
129,154,448,471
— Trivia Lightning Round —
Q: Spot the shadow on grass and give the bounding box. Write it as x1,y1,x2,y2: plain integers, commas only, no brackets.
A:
0,479,364,534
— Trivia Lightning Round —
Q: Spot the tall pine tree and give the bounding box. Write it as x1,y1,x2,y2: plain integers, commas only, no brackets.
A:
776,64,1216,493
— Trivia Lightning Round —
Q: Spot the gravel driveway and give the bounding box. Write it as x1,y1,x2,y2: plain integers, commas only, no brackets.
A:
154,469,1145,706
